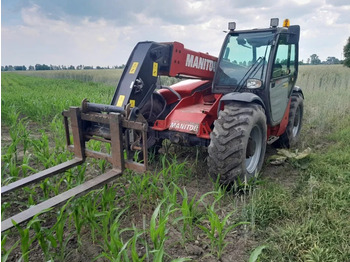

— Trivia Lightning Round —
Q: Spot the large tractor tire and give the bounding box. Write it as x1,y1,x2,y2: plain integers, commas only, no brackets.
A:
275,93,304,148
208,103,267,184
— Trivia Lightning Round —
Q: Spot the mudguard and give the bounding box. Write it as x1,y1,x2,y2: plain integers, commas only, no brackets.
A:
292,86,304,98
218,92,266,114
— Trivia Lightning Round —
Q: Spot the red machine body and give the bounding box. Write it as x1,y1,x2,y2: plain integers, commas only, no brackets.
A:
141,42,290,141
153,80,222,139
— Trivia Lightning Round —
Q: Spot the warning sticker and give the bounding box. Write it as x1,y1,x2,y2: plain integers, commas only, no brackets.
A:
129,62,139,74
152,62,158,77
130,99,135,108
116,95,125,107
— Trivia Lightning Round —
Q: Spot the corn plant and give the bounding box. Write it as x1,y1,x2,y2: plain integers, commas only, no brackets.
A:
125,172,159,211
97,212,131,261
173,186,204,242
74,163,88,185
198,202,249,259
159,155,189,185
5,157,21,183
12,220,36,262
32,132,52,168
23,187,38,207
39,178,51,200
161,182,180,208
71,200,85,246
29,217,56,261
1,202,10,220
51,200,73,261
80,190,104,243
21,154,37,177
129,225,147,262
1,234,20,262
149,200,174,251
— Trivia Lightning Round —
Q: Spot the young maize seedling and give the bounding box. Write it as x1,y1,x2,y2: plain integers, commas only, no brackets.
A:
198,202,249,259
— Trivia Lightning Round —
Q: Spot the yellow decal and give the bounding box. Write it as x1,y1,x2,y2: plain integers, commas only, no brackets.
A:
152,62,158,77
116,95,125,107
129,62,139,74
130,100,135,108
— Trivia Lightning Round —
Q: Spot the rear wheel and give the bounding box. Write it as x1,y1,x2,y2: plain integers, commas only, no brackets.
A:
275,94,303,148
208,103,267,184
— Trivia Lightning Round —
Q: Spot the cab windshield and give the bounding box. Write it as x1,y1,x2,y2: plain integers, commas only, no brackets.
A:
215,31,274,89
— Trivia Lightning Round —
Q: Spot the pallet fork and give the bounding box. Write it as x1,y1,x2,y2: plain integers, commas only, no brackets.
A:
1,100,148,232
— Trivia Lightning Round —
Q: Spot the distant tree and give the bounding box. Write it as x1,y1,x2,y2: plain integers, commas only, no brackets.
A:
344,37,350,67
83,66,93,70
1,66,4,71
310,54,321,65
14,65,27,71
68,65,75,70
35,64,50,70
115,64,125,69
28,65,35,71
326,56,340,64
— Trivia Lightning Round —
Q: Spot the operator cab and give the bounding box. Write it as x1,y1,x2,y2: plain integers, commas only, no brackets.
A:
213,18,300,126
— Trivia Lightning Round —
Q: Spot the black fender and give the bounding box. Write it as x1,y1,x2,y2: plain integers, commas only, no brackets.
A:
218,92,266,115
292,86,304,99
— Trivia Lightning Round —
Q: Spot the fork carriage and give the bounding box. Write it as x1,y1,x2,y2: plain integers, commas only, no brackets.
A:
1,100,147,232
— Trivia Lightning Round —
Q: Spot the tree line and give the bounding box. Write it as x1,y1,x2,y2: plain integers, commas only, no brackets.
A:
1,64,126,72
2,38,350,71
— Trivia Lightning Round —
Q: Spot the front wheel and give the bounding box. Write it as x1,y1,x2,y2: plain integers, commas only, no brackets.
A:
208,103,267,184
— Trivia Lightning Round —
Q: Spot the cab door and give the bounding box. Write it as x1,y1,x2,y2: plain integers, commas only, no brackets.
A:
269,35,297,124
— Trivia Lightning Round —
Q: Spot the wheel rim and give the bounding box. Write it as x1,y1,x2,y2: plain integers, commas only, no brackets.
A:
292,105,301,137
246,125,263,174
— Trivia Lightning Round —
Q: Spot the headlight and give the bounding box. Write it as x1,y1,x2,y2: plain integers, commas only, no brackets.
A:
247,79,262,89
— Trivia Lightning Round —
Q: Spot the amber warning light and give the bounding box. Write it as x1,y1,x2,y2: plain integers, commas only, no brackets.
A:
283,19,290,27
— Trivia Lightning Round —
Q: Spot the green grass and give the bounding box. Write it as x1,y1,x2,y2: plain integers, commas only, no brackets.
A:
254,121,350,261
1,73,114,124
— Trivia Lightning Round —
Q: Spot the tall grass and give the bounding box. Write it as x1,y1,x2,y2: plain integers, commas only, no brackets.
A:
296,65,350,146
16,69,123,87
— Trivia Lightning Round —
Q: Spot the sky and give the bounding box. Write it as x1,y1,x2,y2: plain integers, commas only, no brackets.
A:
1,0,350,67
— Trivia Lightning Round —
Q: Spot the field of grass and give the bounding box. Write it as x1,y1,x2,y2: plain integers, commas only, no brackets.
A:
1,65,350,261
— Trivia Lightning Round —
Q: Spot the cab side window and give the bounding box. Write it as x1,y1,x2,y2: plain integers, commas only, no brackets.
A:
272,37,296,78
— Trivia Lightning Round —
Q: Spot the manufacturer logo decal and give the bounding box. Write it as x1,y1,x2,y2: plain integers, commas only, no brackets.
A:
185,54,216,72
169,121,199,134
